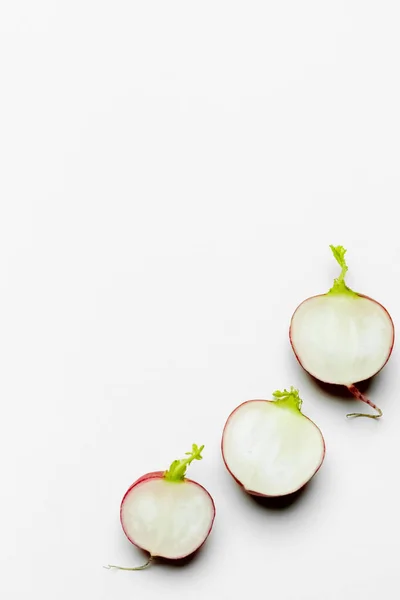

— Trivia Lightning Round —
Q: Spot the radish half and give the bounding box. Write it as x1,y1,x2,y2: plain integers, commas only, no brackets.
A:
106,444,215,571
290,245,395,418
221,387,325,497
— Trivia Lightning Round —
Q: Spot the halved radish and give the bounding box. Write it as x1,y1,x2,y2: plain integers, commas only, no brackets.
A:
221,387,325,497
290,245,395,418
106,444,215,571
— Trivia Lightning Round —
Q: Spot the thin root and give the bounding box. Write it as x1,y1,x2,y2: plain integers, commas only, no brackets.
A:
104,555,153,571
346,385,382,419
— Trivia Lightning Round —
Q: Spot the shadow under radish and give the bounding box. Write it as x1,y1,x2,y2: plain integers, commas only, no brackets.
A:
246,479,316,511
312,375,372,397
152,532,221,571
288,345,387,418
308,373,387,419
154,549,204,569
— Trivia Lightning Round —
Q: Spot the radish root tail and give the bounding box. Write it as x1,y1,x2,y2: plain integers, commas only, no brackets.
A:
104,555,153,571
346,384,382,419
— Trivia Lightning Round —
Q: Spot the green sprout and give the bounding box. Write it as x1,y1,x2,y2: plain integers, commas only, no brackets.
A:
164,444,205,482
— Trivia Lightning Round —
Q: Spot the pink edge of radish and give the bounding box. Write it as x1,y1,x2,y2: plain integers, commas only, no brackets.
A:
289,245,395,419
221,388,326,498
105,444,216,572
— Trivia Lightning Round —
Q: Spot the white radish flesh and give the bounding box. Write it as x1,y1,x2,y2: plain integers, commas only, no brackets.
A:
291,294,393,385
121,477,215,560
222,388,325,497
290,246,394,418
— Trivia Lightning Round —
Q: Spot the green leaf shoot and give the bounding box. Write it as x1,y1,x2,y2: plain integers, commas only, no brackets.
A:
272,386,303,413
164,444,205,482
327,245,358,297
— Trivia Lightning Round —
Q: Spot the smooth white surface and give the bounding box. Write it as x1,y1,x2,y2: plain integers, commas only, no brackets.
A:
1,2,400,599
222,400,325,496
121,478,214,559
291,294,394,384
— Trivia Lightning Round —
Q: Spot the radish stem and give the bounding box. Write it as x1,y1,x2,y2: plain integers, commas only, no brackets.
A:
346,385,382,419
164,444,204,482
327,245,357,297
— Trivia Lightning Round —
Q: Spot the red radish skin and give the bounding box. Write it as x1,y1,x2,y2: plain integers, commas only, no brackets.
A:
289,246,395,419
106,445,215,571
221,389,326,498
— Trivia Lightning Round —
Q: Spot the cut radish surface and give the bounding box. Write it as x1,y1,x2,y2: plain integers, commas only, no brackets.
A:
290,246,394,418
106,444,215,571
221,388,325,497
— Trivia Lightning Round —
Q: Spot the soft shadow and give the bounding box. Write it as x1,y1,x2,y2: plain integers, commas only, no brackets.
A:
313,375,373,398
307,372,382,414
153,533,220,570
289,348,386,417
155,550,203,569
242,478,315,511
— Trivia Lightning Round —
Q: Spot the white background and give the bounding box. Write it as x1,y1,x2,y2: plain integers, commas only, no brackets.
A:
1,2,400,599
